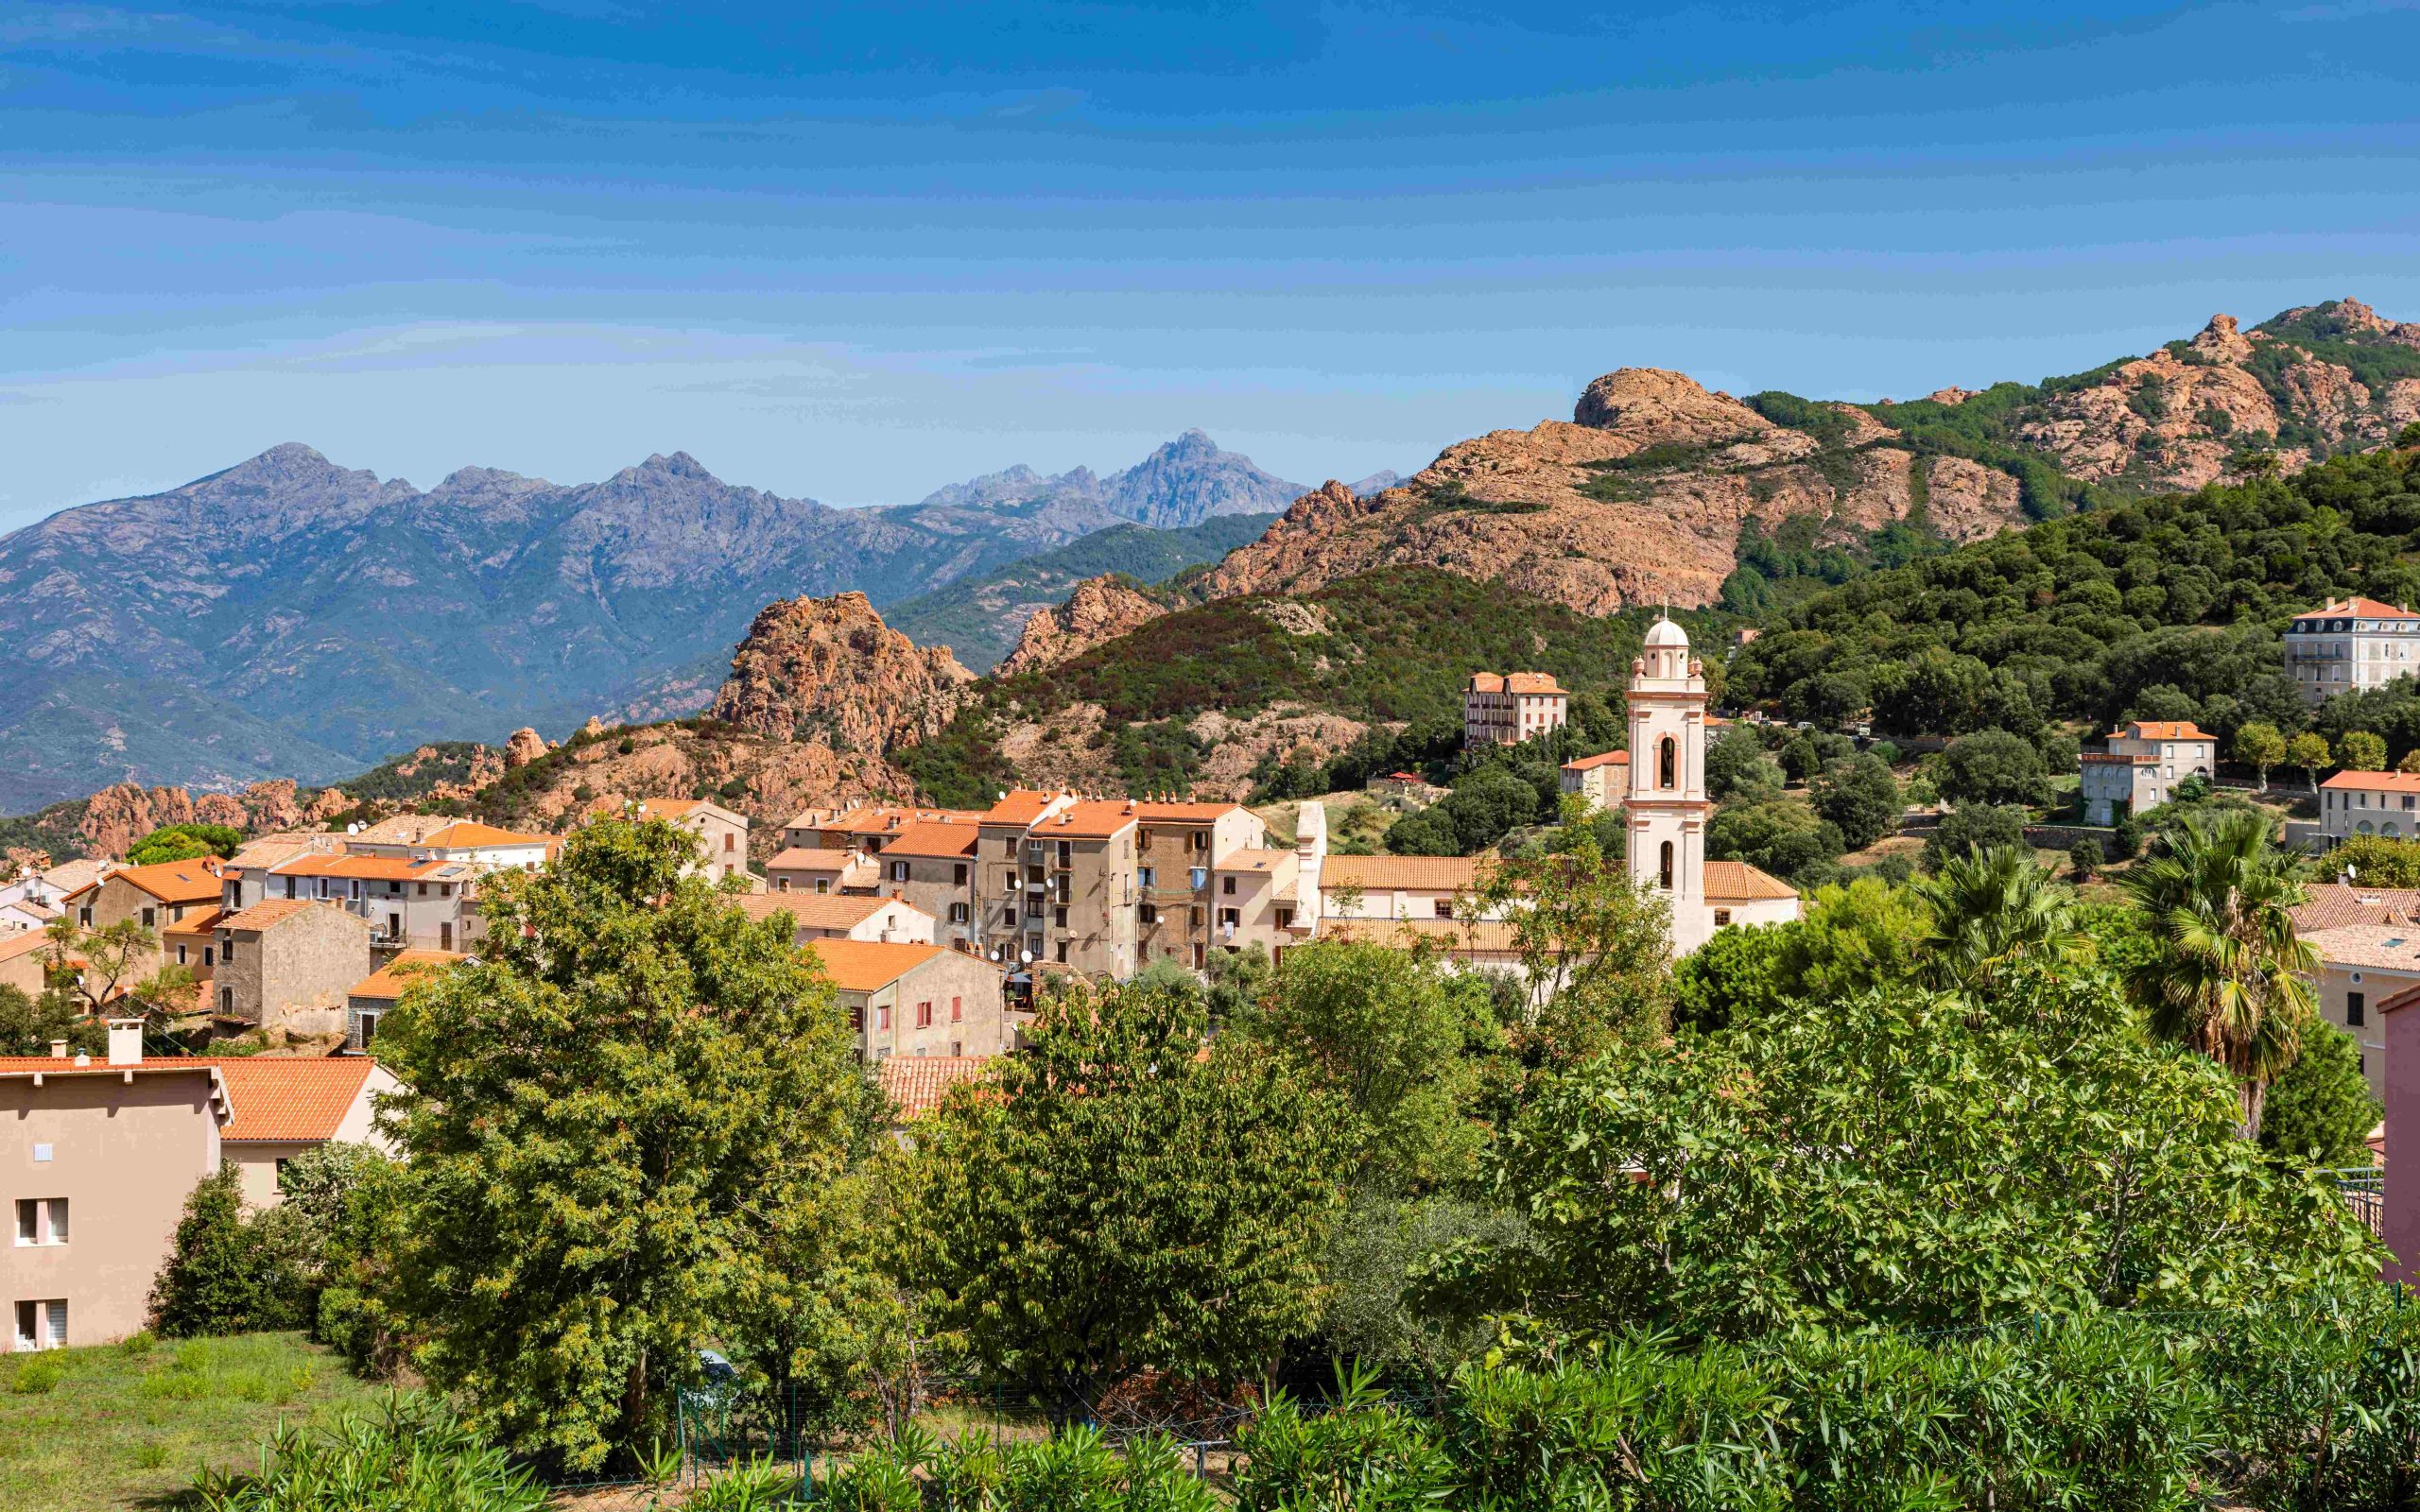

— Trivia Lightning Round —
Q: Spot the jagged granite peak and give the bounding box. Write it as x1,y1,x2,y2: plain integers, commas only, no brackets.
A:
996,574,1170,679
1348,470,1403,497
911,431,1305,528
708,591,975,752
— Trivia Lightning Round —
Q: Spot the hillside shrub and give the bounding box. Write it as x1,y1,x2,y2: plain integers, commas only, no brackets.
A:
191,1395,546,1512
2259,1022,2383,1169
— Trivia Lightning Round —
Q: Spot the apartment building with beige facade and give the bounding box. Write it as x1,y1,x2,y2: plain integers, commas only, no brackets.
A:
2285,596,2420,706
764,847,876,896
1463,672,1568,748
872,821,980,948
2079,720,2216,824
2322,770,2420,845
813,939,1017,1060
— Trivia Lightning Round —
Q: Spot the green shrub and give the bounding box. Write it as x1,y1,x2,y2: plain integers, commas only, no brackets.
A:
9,1353,63,1394
191,1395,546,1512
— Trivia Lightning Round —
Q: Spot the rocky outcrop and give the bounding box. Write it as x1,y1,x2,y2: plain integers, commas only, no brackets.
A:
997,576,1169,678
1203,369,2010,615
503,728,549,768
708,592,976,751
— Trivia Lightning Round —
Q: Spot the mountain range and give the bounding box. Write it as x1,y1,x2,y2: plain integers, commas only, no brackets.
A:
0,431,1321,810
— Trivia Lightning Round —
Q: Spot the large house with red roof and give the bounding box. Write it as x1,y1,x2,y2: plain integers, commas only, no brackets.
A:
2286,596,2420,705
2080,719,2217,824
2322,769,2420,847
1463,671,1569,748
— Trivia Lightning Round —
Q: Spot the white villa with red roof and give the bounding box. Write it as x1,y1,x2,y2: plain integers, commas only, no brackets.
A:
2286,596,2420,705
2080,720,2217,825
1463,671,1569,748
2323,769,2420,846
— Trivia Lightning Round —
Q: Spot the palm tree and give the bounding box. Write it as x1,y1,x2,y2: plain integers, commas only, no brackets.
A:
2117,810,2316,1139
1913,843,2094,993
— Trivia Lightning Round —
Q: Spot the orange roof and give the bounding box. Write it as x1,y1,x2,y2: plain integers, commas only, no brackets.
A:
2302,597,2420,620
1320,854,1488,893
109,858,224,905
347,949,465,1003
1469,672,1566,695
1035,799,1143,840
272,853,453,881
1132,800,1242,824
766,847,854,871
0,931,55,966
1703,861,1799,902
823,805,986,835
220,898,353,933
419,820,550,849
207,1057,381,1143
162,906,230,939
733,893,923,931
2119,721,2210,741
2292,881,2420,933
878,1056,995,1120
806,938,951,992
879,821,979,859
1561,749,1632,772
2324,771,2420,794
980,790,1063,826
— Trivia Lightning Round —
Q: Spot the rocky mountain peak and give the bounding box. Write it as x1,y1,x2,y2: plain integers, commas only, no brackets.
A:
708,591,975,752
996,575,1169,678
1573,368,1771,444
2190,313,2255,364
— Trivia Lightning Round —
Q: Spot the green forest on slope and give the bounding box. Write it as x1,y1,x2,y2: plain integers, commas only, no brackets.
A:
1729,445,2420,751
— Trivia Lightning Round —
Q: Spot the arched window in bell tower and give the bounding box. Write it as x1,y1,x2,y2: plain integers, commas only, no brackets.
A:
1658,840,1674,890
1658,735,1677,790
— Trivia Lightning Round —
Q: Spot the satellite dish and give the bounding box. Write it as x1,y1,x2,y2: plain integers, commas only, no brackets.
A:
1019,950,1033,965
346,823,359,835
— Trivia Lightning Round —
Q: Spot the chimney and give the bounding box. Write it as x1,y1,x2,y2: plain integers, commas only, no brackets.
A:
48,1039,68,1059
107,1019,143,1067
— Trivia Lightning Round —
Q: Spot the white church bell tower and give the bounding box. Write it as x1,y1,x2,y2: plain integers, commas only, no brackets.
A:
1627,614,1714,954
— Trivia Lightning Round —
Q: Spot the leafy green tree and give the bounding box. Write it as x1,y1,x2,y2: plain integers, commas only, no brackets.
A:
2118,811,2317,1139
0,982,102,1057
2258,1022,2383,1168
1939,730,2052,810
908,977,1348,1414
1203,940,1273,1025
2233,722,2287,791
1770,877,1930,1004
2339,729,2388,772
1462,965,2378,1342
1476,813,1675,1067
1777,735,1824,786
2398,747,2420,775
1809,751,1901,850
2289,731,2332,792
1237,941,1501,1193
43,916,161,1015
1913,844,2093,993
373,817,879,1470
2068,838,2100,880
1921,803,2028,872
126,822,243,866
149,1167,307,1336
1316,1193,1530,1395
2324,833,2420,887
1704,730,1781,801
1707,799,1843,887
1672,920,1787,1033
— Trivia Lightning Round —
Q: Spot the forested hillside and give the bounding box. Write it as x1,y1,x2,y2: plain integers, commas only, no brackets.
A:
1730,441,2420,750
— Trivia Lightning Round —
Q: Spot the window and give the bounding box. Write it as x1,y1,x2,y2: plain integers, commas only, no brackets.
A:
220,988,234,1014
1056,940,1069,964
1138,829,1152,848
1139,902,1158,925
1658,736,1677,790
78,905,92,925
950,902,970,924
890,861,909,883
1003,868,1020,890
141,906,156,929
1054,906,1068,928
916,1001,934,1028
13,1299,66,1352
417,883,428,897
1005,907,1019,927
1275,906,1293,929
950,1040,963,1057
221,937,235,962
876,1004,891,1031
175,944,188,965
1057,841,1072,868
954,864,968,885
1138,866,1156,887
814,880,830,895
849,1005,864,1031
1219,908,1239,928
1714,909,1732,927
358,1010,381,1048
1221,877,1236,896
203,946,214,967
14,1199,66,1246
1190,906,1203,928
2349,991,2367,1027
778,878,791,892
1659,841,1674,890
440,921,454,950
951,995,962,1022
723,833,735,852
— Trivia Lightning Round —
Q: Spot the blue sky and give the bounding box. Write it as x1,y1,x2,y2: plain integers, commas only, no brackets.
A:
3,1,2417,529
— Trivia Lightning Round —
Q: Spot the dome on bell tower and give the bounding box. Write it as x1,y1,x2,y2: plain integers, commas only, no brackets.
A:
1643,615,1690,651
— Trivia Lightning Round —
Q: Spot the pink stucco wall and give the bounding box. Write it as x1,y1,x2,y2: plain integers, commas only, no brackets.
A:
2384,994,2420,1288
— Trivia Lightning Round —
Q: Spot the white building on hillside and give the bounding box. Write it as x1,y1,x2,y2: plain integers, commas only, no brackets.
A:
2286,597,2420,705
1463,672,1568,748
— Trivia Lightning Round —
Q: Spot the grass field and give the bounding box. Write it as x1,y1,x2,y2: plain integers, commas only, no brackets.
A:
0,1332,391,1512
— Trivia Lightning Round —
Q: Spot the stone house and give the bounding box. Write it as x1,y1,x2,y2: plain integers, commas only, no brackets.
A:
732,892,935,945
212,900,373,1034
4,1024,230,1349
810,939,1016,1060
629,799,758,888
764,846,876,895
0,931,56,1001
343,949,463,1052
1463,672,1568,748
1559,748,1632,816
1364,771,1447,803
82,857,224,936
871,821,980,949
2079,720,2216,824
2322,770,2420,846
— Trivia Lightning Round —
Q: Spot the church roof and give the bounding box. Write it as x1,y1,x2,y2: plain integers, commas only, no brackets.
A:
1643,616,1690,649
1703,862,1798,902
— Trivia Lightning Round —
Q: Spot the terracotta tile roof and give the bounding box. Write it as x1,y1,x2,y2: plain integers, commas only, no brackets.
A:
347,949,465,1002
821,805,986,836
1469,672,1566,696
348,815,457,845
109,858,225,905
806,938,950,992
878,1056,995,1120
2118,721,2210,741
1703,861,1799,902
1320,918,1522,954
162,906,230,939
878,821,979,859
1219,849,1295,872
0,931,56,966
220,898,353,933
2302,597,2420,621
1561,750,1632,772
1320,854,1487,894
271,854,456,882
980,790,1065,826
734,893,924,932
2294,882,2420,932
2323,771,2420,795
1034,799,1143,840
227,834,331,871
2300,924,2420,972
206,1057,381,1143
766,847,854,871
39,858,107,894
0,1057,233,1122
419,820,551,850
